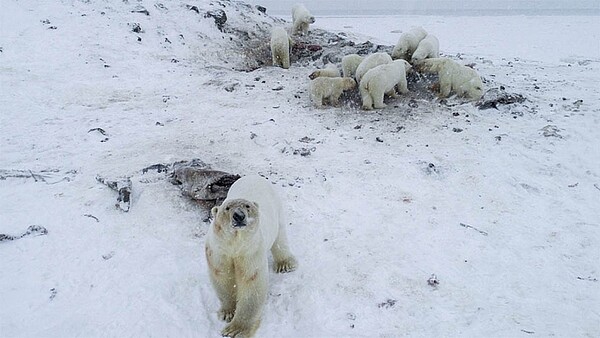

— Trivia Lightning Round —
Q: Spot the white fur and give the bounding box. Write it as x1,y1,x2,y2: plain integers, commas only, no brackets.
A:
341,54,364,78
291,4,315,36
359,60,412,110
308,64,340,79
411,34,440,63
414,57,484,101
391,26,428,61
270,27,292,69
354,52,393,83
206,175,297,338
309,77,356,108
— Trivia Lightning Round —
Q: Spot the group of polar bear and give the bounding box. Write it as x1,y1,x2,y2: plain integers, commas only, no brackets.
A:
308,26,484,109
270,6,484,109
206,5,485,338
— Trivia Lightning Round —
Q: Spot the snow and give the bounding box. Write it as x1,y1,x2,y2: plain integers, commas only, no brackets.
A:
1,0,599,337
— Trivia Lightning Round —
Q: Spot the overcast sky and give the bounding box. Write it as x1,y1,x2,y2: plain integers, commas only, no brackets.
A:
248,0,599,15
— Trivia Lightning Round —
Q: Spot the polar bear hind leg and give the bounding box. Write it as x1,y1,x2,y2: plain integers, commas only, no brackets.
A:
373,86,387,109
271,222,298,273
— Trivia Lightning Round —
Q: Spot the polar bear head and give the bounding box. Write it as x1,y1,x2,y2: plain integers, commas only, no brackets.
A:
341,77,357,90
211,199,260,234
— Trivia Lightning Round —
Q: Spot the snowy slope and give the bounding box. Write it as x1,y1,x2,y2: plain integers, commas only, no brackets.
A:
1,1,599,337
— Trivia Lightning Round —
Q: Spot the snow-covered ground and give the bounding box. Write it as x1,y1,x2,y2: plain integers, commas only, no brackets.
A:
1,1,599,337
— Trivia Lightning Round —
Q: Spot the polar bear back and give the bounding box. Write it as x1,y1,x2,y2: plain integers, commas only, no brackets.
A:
341,54,364,78
411,34,440,62
355,52,393,83
391,26,428,60
225,175,282,246
361,60,409,93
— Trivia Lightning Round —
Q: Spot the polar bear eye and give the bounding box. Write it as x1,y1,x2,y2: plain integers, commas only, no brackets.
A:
225,207,230,211
245,204,250,209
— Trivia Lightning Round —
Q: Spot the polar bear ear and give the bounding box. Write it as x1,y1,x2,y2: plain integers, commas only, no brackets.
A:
211,206,219,217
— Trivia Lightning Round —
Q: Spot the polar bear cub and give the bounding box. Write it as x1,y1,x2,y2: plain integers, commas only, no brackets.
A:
270,27,292,69
308,64,340,79
359,60,411,110
391,26,428,61
341,54,364,78
411,34,440,63
309,77,356,108
354,52,393,83
414,57,484,100
292,4,315,35
206,175,297,338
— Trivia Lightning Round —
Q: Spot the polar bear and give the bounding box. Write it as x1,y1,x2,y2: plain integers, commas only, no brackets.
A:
411,34,440,63
205,175,297,338
354,52,393,83
391,26,428,61
359,60,412,110
309,77,356,108
292,4,315,36
413,57,484,101
270,27,292,69
341,54,364,78
308,64,340,79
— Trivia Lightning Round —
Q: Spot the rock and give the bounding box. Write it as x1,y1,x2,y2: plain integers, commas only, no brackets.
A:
477,88,525,110
205,9,227,32
187,5,200,14
255,5,267,13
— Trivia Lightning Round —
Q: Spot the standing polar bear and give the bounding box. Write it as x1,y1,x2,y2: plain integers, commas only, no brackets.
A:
354,52,393,83
341,54,364,78
360,59,412,110
270,27,292,69
411,34,440,63
414,57,484,101
309,77,356,108
205,175,298,338
292,4,315,35
391,26,428,61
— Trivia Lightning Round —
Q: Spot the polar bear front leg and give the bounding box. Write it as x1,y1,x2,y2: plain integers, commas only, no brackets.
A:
438,75,452,98
311,93,324,108
385,89,399,98
360,86,373,110
329,89,344,107
222,257,268,338
207,247,237,322
396,77,409,94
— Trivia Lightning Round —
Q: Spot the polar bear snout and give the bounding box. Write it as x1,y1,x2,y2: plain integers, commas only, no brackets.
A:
232,208,247,227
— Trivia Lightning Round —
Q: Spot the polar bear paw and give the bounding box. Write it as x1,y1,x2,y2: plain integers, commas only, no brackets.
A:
221,320,259,338
219,308,235,323
275,256,298,273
